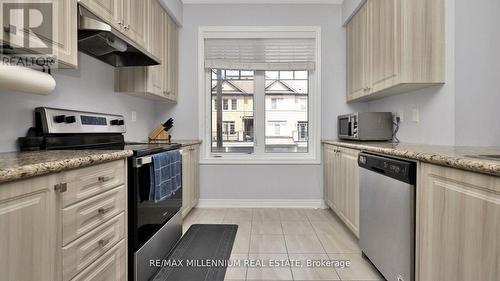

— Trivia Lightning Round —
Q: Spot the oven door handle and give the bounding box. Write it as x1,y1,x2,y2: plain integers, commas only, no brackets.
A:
133,149,183,168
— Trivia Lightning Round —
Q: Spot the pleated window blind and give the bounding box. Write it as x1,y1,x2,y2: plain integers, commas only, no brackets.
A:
204,38,316,71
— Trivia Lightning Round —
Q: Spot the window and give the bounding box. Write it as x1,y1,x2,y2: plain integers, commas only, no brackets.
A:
265,71,309,153
297,121,308,142
200,27,320,163
211,69,254,153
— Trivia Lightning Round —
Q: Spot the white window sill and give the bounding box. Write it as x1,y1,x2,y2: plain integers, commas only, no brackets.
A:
200,157,321,165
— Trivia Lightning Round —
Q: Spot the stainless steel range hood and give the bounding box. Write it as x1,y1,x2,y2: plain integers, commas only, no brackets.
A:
78,5,160,67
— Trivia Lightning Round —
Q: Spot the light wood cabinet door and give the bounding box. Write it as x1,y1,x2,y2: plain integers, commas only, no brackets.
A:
369,0,400,93
339,147,360,237
79,0,123,30
1,0,77,68
70,239,126,281
164,14,178,101
60,160,125,207
346,2,370,101
0,174,59,281
62,185,126,245
346,0,444,102
181,145,200,217
323,145,336,208
122,0,147,51
181,147,192,217
54,0,78,68
62,213,125,281
418,164,500,281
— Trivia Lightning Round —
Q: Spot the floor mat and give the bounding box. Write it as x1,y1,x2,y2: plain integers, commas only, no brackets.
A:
151,224,238,281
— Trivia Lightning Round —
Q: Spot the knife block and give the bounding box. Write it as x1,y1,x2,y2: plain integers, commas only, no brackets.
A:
148,124,171,143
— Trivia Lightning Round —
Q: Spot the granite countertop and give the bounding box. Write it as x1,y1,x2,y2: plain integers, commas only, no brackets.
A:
172,140,202,147
0,150,133,184
322,140,500,176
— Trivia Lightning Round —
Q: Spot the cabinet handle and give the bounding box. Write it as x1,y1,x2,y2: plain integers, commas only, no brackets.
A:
98,238,111,247
54,183,67,193
123,24,130,30
98,176,113,183
117,20,123,26
97,206,113,215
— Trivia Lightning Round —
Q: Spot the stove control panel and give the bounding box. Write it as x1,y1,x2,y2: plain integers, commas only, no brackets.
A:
35,107,126,134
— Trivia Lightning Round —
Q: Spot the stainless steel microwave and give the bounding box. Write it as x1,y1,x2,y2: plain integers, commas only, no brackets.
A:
338,112,393,141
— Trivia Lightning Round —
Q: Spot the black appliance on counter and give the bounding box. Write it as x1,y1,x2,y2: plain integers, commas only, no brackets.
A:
19,107,183,281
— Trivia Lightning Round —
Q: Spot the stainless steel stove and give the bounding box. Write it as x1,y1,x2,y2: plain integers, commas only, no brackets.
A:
19,107,183,281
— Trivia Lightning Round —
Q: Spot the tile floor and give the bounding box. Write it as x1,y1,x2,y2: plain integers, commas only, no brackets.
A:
182,208,384,281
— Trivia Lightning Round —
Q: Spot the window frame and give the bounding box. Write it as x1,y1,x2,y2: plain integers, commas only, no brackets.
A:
198,26,322,165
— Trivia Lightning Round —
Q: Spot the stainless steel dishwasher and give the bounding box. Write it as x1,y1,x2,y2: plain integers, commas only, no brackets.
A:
358,152,417,281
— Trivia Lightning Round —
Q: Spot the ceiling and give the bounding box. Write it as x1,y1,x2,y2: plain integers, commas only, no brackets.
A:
182,0,343,4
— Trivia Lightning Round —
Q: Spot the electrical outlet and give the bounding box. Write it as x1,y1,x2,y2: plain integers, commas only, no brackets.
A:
412,108,419,123
131,111,137,122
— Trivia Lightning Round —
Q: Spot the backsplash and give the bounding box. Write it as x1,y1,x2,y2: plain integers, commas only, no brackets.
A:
0,53,159,152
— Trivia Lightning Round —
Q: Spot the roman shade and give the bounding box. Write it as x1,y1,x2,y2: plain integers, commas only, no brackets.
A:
204,38,316,70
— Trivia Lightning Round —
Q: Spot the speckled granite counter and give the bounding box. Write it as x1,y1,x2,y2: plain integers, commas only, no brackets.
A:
173,140,202,147
322,140,500,176
0,150,133,184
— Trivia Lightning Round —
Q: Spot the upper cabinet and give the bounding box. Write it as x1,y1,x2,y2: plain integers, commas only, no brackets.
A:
1,0,78,68
115,0,179,103
346,0,445,102
79,0,148,48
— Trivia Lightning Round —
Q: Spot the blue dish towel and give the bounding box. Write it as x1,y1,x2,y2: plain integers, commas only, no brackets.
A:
149,150,182,203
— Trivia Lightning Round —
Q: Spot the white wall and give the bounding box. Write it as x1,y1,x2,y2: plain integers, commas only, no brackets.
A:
454,0,500,146
366,0,456,145
160,0,184,26
0,53,159,152
341,0,366,25
156,4,368,201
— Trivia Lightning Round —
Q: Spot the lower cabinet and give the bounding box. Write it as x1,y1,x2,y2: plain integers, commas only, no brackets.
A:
323,144,360,237
0,174,59,281
418,163,500,281
182,144,200,217
0,159,127,281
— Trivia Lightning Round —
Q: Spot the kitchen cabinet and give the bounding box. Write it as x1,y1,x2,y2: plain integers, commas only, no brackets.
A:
115,0,179,102
346,2,370,101
323,144,360,237
78,0,122,30
346,0,445,102
0,174,59,281
79,0,148,49
1,0,78,68
182,144,200,217
0,159,127,281
164,14,179,101
418,163,500,281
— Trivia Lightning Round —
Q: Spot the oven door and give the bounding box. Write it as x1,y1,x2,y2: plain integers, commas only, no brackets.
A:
129,156,182,252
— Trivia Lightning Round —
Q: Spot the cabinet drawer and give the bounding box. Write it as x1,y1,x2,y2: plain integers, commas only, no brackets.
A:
62,213,125,281
61,160,125,207
62,186,126,245
70,239,126,281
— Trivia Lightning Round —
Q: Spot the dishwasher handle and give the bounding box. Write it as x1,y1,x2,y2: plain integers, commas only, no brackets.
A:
358,152,416,185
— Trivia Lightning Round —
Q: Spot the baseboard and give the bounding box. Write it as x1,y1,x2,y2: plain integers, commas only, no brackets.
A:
196,199,328,209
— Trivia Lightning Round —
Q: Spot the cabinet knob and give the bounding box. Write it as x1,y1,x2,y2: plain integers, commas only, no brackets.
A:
98,176,113,183
97,206,113,215
98,238,110,247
